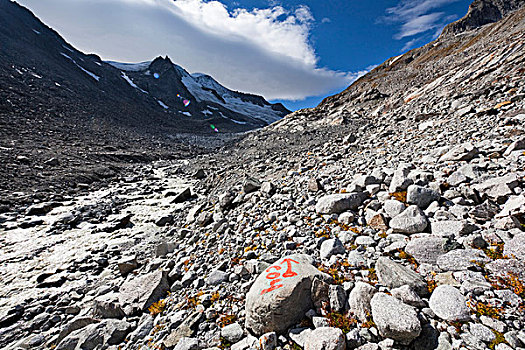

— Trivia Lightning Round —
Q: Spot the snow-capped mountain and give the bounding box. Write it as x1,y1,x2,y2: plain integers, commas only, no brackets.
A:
0,0,289,139
106,57,289,128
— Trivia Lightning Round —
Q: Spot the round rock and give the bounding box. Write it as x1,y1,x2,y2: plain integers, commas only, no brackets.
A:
429,285,470,321
206,270,229,285
436,249,490,271
221,322,244,343
376,257,428,296
348,282,377,322
405,236,448,265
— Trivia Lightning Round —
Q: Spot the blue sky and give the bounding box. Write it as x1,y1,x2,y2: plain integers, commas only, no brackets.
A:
19,0,472,110
268,0,473,109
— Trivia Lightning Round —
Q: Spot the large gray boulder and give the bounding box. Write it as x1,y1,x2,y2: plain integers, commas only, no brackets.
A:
436,249,490,271
315,193,366,214
406,185,440,209
405,236,448,265
473,174,520,203
221,323,244,343
304,327,346,350
245,255,329,335
389,206,428,234
348,282,377,322
439,143,478,162
431,220,477,237
429,285,470,321
503,233,525,261
389,163,414,193
383,200,406,219
56,317,100,345
92,293,125,319
371,293,421,345
244,177,262,193
206,270,229,285
56,320,132,350
174,337,201,350
118,271,169,314
485,259,525,279
375,257,427,296
391,285,426,308
496,195,525,229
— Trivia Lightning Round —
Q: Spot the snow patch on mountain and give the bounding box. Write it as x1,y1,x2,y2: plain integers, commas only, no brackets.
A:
121,72,147,93
181,76,214,103
106,61,151,72
62,45,74,53
79,67,100,81
61,53,100,81
183,72,281,124
219,112,249,125
157,100,169,109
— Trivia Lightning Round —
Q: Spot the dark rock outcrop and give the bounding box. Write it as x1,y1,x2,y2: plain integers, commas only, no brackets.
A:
442,0,525,35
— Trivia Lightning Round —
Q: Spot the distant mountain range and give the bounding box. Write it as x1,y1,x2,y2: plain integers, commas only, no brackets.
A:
106,57,289,127
0,0,289,138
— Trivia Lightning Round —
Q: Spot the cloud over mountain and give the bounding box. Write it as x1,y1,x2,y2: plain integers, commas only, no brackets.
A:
18,0,360,100
381,0,461,51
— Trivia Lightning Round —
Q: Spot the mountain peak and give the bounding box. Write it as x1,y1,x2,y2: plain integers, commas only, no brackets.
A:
442,0,524,35
150,55,174,69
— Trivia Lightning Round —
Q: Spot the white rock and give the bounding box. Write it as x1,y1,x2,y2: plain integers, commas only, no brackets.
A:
429,285,470,321
315,193,365,214
389,205,428,234
371,293,421,344
221,322,244,343
304,327,346,350
348,282,377,322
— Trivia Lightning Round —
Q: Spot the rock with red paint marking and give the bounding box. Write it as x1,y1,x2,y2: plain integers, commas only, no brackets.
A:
245,254,330,336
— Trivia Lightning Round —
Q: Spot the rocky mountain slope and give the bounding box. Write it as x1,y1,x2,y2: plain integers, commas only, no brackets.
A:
0,0,288,208
1,0,525,350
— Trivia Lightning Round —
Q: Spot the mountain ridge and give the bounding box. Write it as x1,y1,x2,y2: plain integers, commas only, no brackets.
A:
443,0,525,35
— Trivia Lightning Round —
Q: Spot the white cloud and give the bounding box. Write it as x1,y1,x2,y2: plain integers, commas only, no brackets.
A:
401,37,422,51
386,0,458,19
395,12,444,39
383,0,460,44
17,0,357,101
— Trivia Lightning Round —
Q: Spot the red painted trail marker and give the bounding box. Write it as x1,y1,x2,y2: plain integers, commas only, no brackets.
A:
260,258,299,295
